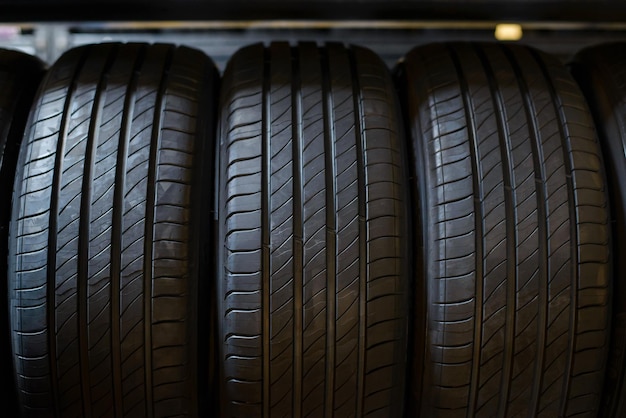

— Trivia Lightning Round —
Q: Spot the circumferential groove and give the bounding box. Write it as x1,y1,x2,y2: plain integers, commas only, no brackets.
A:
346,46,367,417
474,45,517,418
291,45,304,418
500,45,549,417
529,48,579,417
77,44,119,418
320,45,337,417
110,44,147,417
47,47,91,418
447,44,485,418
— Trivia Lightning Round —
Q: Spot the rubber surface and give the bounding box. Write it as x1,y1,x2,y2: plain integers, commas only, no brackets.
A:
217,42,409,417
397,42,611,417
0,49,45,418
8,43,218,417
571,43,626,418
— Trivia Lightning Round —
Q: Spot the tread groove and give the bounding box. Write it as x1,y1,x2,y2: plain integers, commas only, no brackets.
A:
530,48,579,418
448,44,484,418
47,48,90,418
110,44,146,417
78,44,119,417
475,45,516,418
321,45,337,417
291,46,304,418
348,46,367,418
503,44,550,415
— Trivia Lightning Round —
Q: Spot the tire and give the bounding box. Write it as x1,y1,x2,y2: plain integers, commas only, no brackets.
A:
396,43,611,417
0,49,45,418
571,43,626,418
217,42,410,417
8,43,218,417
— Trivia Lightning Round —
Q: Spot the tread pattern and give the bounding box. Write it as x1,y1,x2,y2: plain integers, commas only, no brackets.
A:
0,49,45,418
8,43,217,417
217,42,409,417
571,43,626,418
397,42,611,418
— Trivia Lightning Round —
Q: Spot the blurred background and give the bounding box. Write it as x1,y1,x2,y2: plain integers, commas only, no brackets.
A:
1,0,626,69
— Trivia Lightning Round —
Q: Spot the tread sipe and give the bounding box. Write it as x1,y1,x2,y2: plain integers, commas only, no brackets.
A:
8,43,218,417
0,48,45,418
397,42,612,418
216,42,410,417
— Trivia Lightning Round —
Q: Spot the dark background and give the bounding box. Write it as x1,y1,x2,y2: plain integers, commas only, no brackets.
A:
0,1,625,22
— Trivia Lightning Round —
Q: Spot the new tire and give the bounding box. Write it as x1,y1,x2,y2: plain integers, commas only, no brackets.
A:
397,43,611,418
9,43,218,417
217,42,410,417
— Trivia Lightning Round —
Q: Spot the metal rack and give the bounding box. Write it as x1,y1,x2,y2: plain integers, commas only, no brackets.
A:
3,21,626,69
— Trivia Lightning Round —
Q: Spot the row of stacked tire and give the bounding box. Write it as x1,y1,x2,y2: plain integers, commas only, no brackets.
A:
0,40,624,418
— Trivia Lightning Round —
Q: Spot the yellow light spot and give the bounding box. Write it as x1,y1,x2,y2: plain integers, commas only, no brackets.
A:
494,23,523,41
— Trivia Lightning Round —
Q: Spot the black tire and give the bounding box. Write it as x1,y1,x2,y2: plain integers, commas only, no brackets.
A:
217,42,409,417
0,49,45,418
396,43,611,417
571,43,626,418
8,43,218,417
